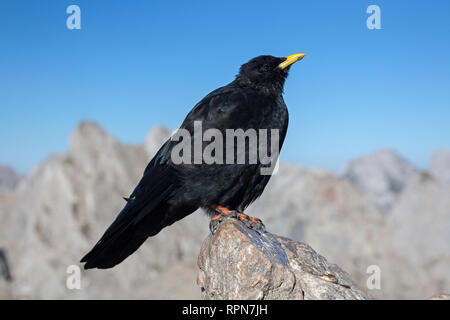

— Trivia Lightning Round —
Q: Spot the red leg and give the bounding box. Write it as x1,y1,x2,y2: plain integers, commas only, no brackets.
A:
209,205,265,233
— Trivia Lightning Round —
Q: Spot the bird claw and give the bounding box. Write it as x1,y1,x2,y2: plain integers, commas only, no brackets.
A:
236,212,265,232
209,215,223,233
209,209,237,233
209,206,265,234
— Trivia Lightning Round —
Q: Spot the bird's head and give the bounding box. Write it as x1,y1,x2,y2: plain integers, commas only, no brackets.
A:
235,53,306,95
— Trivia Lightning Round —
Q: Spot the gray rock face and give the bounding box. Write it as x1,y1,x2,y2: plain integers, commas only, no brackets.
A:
342,149,418,212
1,122,449,300
0,165,21,191
429,149,450,186
197,219,369,300
0,121,207,299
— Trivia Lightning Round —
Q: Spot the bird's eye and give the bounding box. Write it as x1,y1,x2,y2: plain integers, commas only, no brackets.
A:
261,64,270,72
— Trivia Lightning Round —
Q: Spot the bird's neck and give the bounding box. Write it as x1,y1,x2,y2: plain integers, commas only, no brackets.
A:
234,77,285,96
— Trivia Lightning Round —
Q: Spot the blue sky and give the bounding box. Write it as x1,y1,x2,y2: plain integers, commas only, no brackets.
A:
1,0,449,174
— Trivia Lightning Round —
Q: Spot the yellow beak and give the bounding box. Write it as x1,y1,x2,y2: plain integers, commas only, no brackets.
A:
278,53,307,69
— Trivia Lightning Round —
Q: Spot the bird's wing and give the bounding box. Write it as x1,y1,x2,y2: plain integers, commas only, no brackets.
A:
109,164,179,233
142,84,255,174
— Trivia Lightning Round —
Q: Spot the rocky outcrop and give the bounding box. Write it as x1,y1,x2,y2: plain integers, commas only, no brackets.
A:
342,149,418,212
245,164,393,299
429,149,450,186
197,219,369,300
1,122,449,300
226,163,448,299
0,165,21,191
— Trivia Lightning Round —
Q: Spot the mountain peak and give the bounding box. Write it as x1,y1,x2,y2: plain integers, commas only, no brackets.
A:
70,121,114,147
342,149,418,212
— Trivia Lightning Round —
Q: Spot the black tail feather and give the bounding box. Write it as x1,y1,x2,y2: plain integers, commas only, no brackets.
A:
81,225,148,269
81,165,179,269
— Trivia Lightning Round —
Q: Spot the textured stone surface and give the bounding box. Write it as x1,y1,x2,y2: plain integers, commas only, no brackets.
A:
197,219,369,300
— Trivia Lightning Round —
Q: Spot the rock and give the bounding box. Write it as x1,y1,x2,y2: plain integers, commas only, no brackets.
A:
342,149,418,212
245,164,391,298
197,219,369,300
245,163,437,300
429,149,450,186
0,165,21,191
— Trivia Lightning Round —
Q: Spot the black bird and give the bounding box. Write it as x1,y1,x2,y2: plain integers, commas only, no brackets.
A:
81,53,306,269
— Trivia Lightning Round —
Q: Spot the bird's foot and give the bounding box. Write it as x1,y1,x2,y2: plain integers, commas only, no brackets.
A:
209,206,237,233
209,205,265,233
236,212,265,232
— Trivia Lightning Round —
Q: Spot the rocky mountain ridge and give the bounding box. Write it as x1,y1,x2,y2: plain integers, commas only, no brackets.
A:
0,121,449,299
